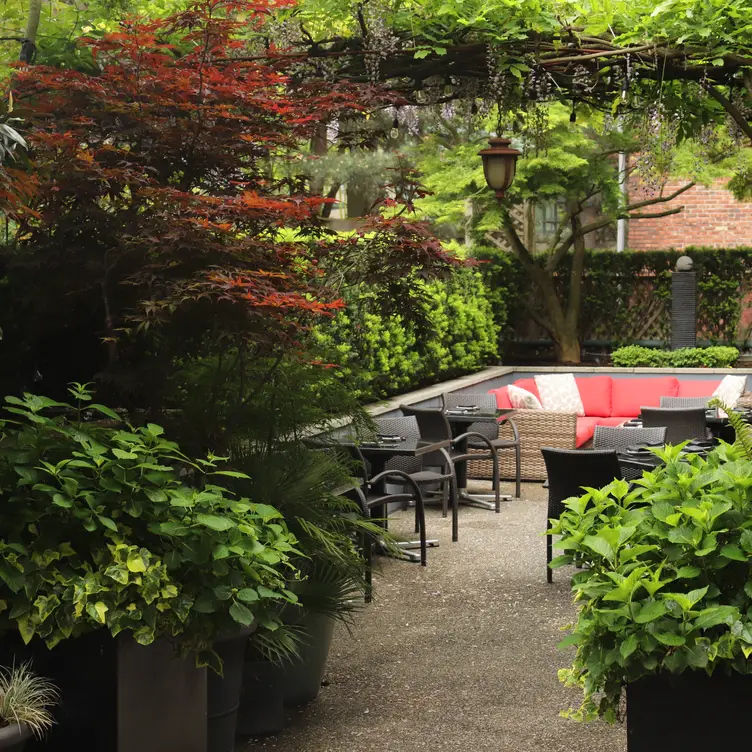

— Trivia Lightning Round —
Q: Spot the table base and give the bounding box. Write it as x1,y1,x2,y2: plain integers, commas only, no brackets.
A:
377,539,439,563
458,489,512,510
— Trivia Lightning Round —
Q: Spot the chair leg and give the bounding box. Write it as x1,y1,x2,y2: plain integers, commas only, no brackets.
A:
493,454,501,513
414,500,420,534
546,533,553,584
450,472,459,543
514,443,521,498
416,495,427,567
362,533,373,603
441,466,449,518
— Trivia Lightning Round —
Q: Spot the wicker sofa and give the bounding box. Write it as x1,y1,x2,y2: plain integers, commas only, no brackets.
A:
468,375,722,481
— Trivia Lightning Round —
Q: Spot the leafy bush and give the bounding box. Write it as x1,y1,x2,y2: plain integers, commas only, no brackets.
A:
0,389,298,663
315,267,500,399
550,442,752,722
611,345,739,368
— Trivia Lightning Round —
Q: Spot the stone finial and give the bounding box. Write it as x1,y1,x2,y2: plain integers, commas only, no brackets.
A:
675,255,694,271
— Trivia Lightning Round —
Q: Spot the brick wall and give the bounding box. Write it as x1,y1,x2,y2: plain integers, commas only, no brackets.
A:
627,176,752,250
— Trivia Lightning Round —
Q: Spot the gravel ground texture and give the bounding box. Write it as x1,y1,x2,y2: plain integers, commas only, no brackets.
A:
239,481,628,752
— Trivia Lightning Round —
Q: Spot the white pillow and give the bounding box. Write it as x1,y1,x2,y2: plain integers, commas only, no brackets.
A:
534,373,585,416
507,385,542,410
712,375,747,408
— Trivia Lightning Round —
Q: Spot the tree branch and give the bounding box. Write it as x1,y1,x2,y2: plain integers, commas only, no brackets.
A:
628,207,684,219
705,85,752,144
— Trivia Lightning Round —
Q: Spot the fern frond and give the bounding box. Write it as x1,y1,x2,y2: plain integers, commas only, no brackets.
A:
709,398,752,460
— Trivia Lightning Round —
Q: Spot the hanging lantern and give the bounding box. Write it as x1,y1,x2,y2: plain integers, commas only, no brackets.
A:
478,136,521,200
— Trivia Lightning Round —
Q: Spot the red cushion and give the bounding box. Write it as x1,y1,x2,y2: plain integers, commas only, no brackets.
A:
488,386,513,409
514,378,540,400
576,417,600,447
677,379,721,398
574,376,612,418
610,377,679,417
597,417,633,427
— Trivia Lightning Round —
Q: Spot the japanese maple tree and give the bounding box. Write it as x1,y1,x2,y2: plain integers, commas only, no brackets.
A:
1,0,455,441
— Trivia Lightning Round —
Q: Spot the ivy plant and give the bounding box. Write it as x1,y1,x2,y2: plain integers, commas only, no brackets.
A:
0,388,299,667
549,441,752,722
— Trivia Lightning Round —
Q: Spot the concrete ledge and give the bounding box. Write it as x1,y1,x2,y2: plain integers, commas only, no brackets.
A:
366,365,514,416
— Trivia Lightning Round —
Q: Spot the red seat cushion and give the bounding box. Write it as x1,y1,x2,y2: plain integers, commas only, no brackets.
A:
574,376,612,417
576,417,600,447
514,378,541,400
597,417,633,427
488,386,513,409
677,379,721,398
611,377,679,418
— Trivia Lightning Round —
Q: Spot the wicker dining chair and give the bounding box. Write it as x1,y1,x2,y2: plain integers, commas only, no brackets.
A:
342,444,428,602
374,415,458,529
541,447,623,583
442,392,521,498
660,396,712,409
593,425,666,453
640,406,708,445
399,404,500,538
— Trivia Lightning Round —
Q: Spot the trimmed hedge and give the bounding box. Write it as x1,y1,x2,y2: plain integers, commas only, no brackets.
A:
475,246,752,348
315,267,501,399
611,345,740,368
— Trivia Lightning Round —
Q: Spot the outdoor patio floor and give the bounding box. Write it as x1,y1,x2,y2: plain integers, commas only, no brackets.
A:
240,481,628,752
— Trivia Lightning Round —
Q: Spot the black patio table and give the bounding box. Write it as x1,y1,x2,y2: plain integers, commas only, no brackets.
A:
325,433,451,560
444,407,515,509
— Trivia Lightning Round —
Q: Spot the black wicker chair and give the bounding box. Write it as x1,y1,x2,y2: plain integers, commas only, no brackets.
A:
374,415,457,529
399,404,500,539
640,406,708,444
660,396,711,409
442,392,521,498
593,425,666,452
541,447,623,583
343,444,427,603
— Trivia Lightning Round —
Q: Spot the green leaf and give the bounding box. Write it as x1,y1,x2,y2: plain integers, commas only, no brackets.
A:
195,514,235,531
721,544,747,562
634,600,666,623
229,600,254,626
692,606,738,631
127,549,149,573
86,601,109,624
97,515,118,532
620,633,638,659
90,403,122,421
414,49,430,59
237,588,259,603
654,631,686,646
212,544,230,560
210,470,251,479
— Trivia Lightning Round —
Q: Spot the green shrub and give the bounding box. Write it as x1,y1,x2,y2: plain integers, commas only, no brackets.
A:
0,388,298,663
611,345,739,368
550,442,752,722
316,267,500,399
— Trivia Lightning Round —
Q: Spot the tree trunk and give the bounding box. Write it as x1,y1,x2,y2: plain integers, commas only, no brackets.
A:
552,327,581,364
19,0,42,62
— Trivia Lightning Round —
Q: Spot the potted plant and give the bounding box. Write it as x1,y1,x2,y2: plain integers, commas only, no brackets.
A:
0,664,57,751
549,416,752,750
0,387,300,750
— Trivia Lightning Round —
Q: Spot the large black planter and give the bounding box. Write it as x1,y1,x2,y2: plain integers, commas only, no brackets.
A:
235,660,285,737
280,613,336,706
0,724,32,752
207,627,254,752
1,632,205,752
627,671,752,750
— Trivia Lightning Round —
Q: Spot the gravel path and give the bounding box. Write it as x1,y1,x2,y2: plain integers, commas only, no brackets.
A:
240,482,627,752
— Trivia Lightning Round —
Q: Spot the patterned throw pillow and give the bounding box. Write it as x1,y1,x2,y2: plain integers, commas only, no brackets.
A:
534,373,585,416
712,375,747,408
507,385,543,410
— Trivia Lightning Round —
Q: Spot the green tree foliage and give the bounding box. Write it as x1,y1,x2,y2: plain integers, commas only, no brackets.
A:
315,266,500,399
